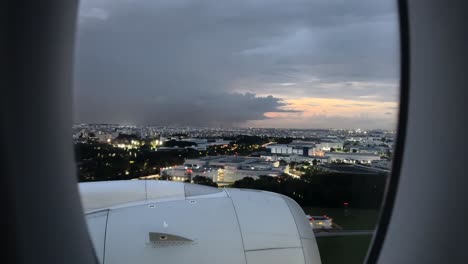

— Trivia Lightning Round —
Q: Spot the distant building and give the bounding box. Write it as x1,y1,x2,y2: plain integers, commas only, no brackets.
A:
260,154,329,164
266,140,346,158
160,165,196,182
306,215,333,229
266,141,316,156
315,141,344,151
266,144,305,155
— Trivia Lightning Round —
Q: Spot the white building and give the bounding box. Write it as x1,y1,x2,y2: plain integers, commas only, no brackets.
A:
267,144,303,155
260,154,329,164
266,141,316,156
179,156,285,185
315,141,344,151
325,152,381,164
160,165,199,182
353,146,383,154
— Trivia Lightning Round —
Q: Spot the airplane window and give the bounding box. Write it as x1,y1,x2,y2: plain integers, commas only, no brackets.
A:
73,1,400,263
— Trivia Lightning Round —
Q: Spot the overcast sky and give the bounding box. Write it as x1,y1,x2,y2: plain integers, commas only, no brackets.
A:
74,0,399,129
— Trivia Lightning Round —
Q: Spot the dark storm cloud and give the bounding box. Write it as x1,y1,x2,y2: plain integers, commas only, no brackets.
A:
74,0,398,127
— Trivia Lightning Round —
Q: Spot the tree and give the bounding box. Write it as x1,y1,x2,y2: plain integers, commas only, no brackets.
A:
192,175,218,187
385,149,393,160
159,174,172,181
235,135,268,145
139,144,151,151
163,140,197,148
275,137,294,144
289,161,298,168
233,177,256,188
233,172,387,209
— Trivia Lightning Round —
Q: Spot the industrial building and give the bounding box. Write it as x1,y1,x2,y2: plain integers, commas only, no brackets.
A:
161,156,285,186
266,140,345,157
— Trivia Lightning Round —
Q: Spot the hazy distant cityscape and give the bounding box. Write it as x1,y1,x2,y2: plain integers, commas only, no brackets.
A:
74,123,393,198
74,124,396,140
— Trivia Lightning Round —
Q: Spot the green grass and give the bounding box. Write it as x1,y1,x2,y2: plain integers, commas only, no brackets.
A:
302,207,380,230
316,235,373,264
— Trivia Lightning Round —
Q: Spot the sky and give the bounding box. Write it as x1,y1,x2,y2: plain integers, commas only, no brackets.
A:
74,0,399,129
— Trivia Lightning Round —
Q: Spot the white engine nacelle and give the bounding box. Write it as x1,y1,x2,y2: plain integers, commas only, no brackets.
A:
80,181,321,264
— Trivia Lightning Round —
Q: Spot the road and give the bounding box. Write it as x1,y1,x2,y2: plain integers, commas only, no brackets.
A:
285,171,301,179
314,230,375,237
354,164,390,173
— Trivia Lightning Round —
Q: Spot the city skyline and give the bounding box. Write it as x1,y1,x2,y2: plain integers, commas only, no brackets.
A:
74,0,399,129
73,123,396,132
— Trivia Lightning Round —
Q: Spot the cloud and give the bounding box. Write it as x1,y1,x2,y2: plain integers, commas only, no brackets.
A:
79,7,109,22
74,0,399,128
352,103,373,107
332,105,352,108
245,113,398,130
